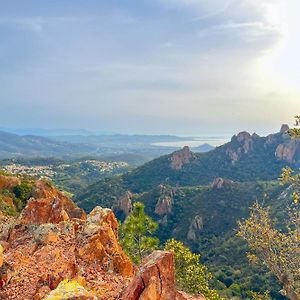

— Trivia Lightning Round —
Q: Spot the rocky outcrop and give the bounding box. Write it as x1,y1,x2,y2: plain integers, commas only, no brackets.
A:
187,215,203,241
113,191,133,218
275,140,300,163
121,251,205,300
170,146,193,170
0,181,133,299
155,196,173,216
226,132,256,164
280,124,289,134
0,175,206,300
19,181,86,224
154,185,175,216
211,177,233,189
121,251,176,300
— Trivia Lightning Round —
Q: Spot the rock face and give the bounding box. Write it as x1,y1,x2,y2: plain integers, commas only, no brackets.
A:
154,185,175,216
275,140,300,163
121,251,176,300
187,215,203,241
19,180,86,224
113,191,133,218
226,132,257,164
170,146,193,170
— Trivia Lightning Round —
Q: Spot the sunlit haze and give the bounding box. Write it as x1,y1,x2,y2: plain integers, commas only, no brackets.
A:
0,0,299,135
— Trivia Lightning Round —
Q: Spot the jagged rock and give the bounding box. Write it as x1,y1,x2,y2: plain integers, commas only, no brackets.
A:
280,124,290,134
187,215,203,241
0,181,133,299
227,131,254,164
211,177,233,189
113,191,133,217
154,185,175,216
275,140,300,163
121,251,176,300
170,146,193,170
19,181,86,224
78,206,133,277
155,196,173,216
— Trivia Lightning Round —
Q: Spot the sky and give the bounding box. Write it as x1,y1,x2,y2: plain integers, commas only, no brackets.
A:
0,0,299,135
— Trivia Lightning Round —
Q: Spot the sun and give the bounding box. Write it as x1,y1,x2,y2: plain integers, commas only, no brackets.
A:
264,0,300,90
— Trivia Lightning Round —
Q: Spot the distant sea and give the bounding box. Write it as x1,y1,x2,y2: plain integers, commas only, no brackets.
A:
152,135,232,148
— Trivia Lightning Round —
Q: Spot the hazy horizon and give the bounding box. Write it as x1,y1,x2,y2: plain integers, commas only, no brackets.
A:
1,1,299,134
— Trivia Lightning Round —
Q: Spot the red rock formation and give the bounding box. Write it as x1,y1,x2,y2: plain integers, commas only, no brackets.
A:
121,251,176,300
0,176,206,300
20,181,86,224
170,146,193,170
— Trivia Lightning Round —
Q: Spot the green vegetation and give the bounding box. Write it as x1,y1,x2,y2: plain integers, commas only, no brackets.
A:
238,202,299,299
165,238,221,300
120,202,159,264
13,181,32,210
238,117,300,300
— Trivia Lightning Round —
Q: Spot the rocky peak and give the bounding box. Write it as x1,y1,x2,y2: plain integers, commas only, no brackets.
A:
227,131,254,164
170,146,193,170
236,131,252,143
280,124,290,134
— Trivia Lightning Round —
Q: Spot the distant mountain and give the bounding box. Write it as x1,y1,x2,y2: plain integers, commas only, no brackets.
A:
192,143,215,152
0,131,93,159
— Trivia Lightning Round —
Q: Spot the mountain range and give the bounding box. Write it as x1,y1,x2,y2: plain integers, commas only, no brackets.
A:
75,124,300,299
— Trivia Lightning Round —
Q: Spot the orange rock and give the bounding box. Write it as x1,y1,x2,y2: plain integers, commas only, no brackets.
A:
33,286,51,300
0,244,3,268
121,251,176,300
78,207,133,277
19,181,86,225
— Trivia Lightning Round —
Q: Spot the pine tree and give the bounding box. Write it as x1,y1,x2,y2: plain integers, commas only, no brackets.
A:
120,202,159,264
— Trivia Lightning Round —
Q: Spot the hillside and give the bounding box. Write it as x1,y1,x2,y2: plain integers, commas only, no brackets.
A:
0,131,94,159
74,125,300,299
76,125,300,208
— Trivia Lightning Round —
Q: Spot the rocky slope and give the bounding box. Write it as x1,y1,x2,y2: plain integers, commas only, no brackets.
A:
0,175,204,300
